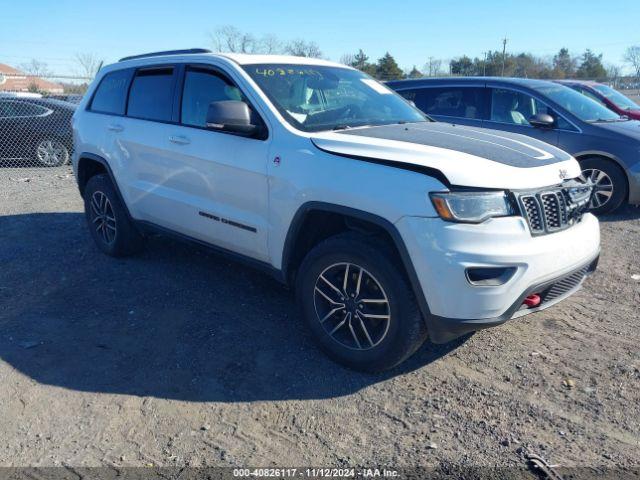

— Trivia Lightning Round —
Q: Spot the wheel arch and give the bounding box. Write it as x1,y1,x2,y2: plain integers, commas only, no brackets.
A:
76,152,133,219
574,151,630,200
281,202,433,324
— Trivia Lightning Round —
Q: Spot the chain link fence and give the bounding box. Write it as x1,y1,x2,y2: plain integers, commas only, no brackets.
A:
0,72,90,188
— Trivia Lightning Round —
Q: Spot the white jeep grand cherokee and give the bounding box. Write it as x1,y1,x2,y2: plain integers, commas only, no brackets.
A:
72,49,600,371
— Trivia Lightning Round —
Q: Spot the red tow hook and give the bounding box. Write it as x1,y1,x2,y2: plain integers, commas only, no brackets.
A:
523,294,541,308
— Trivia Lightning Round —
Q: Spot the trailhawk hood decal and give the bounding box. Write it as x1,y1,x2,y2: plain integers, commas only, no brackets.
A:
311,122,580,190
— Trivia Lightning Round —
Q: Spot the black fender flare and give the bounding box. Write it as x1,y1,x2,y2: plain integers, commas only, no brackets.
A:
281,201,433,329
77,152,134,220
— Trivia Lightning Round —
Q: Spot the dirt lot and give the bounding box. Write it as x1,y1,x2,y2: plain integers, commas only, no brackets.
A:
0,168,639,475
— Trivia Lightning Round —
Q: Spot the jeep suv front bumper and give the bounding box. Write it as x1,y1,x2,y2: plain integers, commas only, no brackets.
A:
395,212,600,343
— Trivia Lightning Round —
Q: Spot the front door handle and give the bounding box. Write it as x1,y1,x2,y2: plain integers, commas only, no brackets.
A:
169,135,190,145
107,124,124,132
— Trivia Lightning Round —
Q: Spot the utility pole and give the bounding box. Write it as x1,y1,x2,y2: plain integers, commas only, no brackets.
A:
501,37,508,76
483,51,488,76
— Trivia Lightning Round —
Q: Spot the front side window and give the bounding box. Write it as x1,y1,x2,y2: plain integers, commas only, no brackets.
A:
90,69,132,115
127,67,175,122
181,68,244,127
423,87,484,119
490,89,543,125
243,64,426,132
532,84,621,122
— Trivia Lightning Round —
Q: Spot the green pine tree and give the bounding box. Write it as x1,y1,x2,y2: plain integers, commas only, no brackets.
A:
375,52,404,81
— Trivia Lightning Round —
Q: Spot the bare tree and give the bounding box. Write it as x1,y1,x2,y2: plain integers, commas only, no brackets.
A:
75,53,103,79
210,25,257,53
423,57,443,76
623,46,640,80
19,59,52,77
606,64,622,87
284,39,323,58
258,34,282,54
340,53,356,66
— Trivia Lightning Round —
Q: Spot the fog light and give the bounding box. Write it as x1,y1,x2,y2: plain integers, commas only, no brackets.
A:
465,267,517,286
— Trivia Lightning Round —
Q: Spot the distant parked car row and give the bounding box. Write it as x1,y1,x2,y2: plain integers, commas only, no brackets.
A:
388,77,640,214
0,93,76,167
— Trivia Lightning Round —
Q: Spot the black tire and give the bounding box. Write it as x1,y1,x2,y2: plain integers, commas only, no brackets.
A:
580,157,627,215
296,232,428,372
83,174,145,257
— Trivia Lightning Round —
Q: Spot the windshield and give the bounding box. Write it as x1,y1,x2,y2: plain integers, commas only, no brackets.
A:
242,64,427,132
533,84,621,122
592,84,640,111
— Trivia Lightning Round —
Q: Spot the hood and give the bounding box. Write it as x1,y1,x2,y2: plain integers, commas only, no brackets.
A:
311,122,580,190
592,119,640,139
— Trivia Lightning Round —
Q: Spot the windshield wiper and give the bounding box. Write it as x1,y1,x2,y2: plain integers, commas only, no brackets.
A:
589,117,624,123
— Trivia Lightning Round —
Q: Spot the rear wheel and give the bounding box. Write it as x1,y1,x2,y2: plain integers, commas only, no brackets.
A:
83,174,145,257
580,157,627,214
34,138,69,167
296,233,428,372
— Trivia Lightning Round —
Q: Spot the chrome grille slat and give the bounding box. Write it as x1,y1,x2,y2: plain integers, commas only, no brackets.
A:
516,182,591,236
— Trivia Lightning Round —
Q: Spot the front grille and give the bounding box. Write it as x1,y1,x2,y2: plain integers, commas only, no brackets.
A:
516,180,592,236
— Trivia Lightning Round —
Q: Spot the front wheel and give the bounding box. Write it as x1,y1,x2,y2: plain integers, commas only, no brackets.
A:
296,233,428,372
580,157,627,214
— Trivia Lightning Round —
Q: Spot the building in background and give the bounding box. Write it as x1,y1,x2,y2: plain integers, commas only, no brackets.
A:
0,63,63,94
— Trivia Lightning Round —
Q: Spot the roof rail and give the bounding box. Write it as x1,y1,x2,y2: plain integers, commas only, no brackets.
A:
118,48,212,62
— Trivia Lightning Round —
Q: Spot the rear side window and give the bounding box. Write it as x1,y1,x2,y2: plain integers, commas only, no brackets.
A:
90,69,132,115
397,89,429,110
0,101,47,117
181,68,243,127
13,102,49,116
422,87,485,119
127,67,175,122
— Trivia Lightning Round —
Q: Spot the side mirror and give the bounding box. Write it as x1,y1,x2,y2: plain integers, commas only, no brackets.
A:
206,100,257,135
529,113,555,128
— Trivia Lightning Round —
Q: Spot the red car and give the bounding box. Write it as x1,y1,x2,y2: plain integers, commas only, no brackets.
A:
555,80,640,120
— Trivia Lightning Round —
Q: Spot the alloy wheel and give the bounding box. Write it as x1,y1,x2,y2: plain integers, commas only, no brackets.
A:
583,168,614,209
36,139,69,167
313,262,391,351
90,191,117,245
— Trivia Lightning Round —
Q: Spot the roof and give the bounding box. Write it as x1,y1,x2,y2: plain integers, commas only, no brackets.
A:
219,53,348,68
554,79,600,87
386,76,558,89
115,50,349,69
0,63,64,94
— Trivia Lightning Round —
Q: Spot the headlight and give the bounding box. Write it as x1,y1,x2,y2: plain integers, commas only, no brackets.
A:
430,191,515,223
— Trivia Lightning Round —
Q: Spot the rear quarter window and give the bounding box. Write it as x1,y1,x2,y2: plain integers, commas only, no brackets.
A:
90,69,133,115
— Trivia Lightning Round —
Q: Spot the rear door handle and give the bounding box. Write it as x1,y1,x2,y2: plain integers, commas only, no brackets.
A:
169,135,190,145
107,124,124,132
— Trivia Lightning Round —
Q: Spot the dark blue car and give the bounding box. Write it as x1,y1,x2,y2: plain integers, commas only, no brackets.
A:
387,77,640,214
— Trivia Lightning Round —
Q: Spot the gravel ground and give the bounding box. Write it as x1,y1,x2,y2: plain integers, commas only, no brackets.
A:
0,168,639,475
